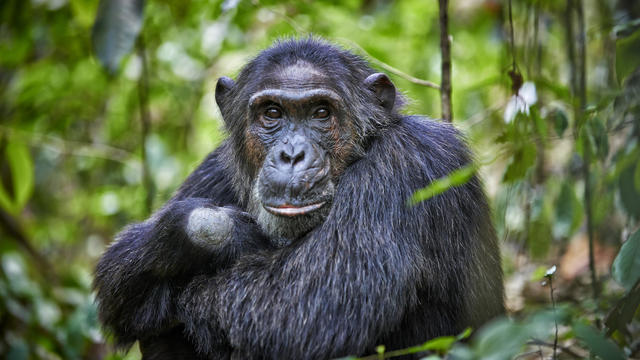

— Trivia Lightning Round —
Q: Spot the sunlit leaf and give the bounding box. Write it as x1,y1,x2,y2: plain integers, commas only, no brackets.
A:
0,141,34,214
409,165,476,205
612,229,640,291
456,327,472,340
92,0,145,73
573,322,625,360
531,265,548,282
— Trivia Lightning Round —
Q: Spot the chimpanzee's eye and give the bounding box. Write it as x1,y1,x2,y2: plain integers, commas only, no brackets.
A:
312,107,330,120
264,107,282,120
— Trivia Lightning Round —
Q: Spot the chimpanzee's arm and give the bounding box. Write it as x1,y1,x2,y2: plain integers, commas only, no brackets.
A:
93,144,269,347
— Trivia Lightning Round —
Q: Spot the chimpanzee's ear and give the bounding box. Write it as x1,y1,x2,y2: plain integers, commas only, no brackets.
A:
215,76,235,112
364,73,396,111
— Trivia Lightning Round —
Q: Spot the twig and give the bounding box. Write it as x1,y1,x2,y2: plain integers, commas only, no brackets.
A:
0,125,137,164
438,0,453,122
339,39,440,90
508,0,517,71
136,36,155,215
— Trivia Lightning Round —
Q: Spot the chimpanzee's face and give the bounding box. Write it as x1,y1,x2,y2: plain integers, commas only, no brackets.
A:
244,62,348,245
216,57,396,246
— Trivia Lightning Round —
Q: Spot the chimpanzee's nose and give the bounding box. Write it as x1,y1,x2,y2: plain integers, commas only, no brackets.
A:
275,135,312,171
279,145,305,167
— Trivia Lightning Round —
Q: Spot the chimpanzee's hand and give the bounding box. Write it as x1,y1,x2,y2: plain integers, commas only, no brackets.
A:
151,199,269,273
185,205,267,257
185,206,236,251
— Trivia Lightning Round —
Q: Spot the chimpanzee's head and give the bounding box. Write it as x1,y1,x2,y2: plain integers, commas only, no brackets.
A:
215,38,403,246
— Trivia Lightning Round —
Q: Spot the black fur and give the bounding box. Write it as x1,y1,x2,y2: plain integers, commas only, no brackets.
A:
94,38,504,359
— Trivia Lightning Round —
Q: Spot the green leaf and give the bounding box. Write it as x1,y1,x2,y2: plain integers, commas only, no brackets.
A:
573,322,626,360
503,142,536,183
92,0,145,73
585,117,609,160
456,327,472,340
551,109,569,137
605,280,640,338
615,27,640,83
421,336,456,351
409,165,476,205
531,265,549,282
612,229,640,291
553,182,582,239
531,106,547,140
528,191,552,258
472,318,530,360
0,141,34,214
618,163,640,220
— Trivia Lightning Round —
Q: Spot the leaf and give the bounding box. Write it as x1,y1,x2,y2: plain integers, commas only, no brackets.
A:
456,327,472,340
551,109,568,137
605,279,640,338
0,141,34,214
573,322,626,360
472,318,530,360
389,328,471,356
528,192,552,258
553,182,582,239
618,163,640,220
531,106,547,141
503,142,536,183
615,27,640,83
421,336,456,351
612,229,640,291
409,165,476,205
585,117,609,160
531,265,549,282
92,0,145,73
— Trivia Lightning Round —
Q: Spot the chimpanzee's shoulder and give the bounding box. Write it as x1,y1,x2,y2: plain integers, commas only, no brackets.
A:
173,140,238,204
382,115,471,163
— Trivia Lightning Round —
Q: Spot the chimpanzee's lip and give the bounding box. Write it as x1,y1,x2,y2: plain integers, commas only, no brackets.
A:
263,202,326,217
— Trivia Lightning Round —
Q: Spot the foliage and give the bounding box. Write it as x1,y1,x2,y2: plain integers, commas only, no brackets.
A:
0,0,639,358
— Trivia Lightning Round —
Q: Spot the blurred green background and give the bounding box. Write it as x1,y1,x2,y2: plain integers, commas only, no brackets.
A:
1,0,639,359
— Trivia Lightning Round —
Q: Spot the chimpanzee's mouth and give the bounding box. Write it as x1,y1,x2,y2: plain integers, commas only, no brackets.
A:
263,202,326,217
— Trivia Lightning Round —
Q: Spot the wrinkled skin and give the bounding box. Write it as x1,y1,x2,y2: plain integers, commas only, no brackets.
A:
94,38,505,360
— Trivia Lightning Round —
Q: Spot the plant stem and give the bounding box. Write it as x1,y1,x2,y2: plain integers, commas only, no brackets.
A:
575,0,598,302
548,275,558,360
136,36,155,215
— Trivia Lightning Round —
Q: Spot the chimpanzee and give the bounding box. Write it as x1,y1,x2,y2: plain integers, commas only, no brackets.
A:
94,38,504,360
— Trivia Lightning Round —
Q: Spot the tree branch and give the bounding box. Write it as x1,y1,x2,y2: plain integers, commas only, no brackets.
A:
439,0,453,122
339,39,440,90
